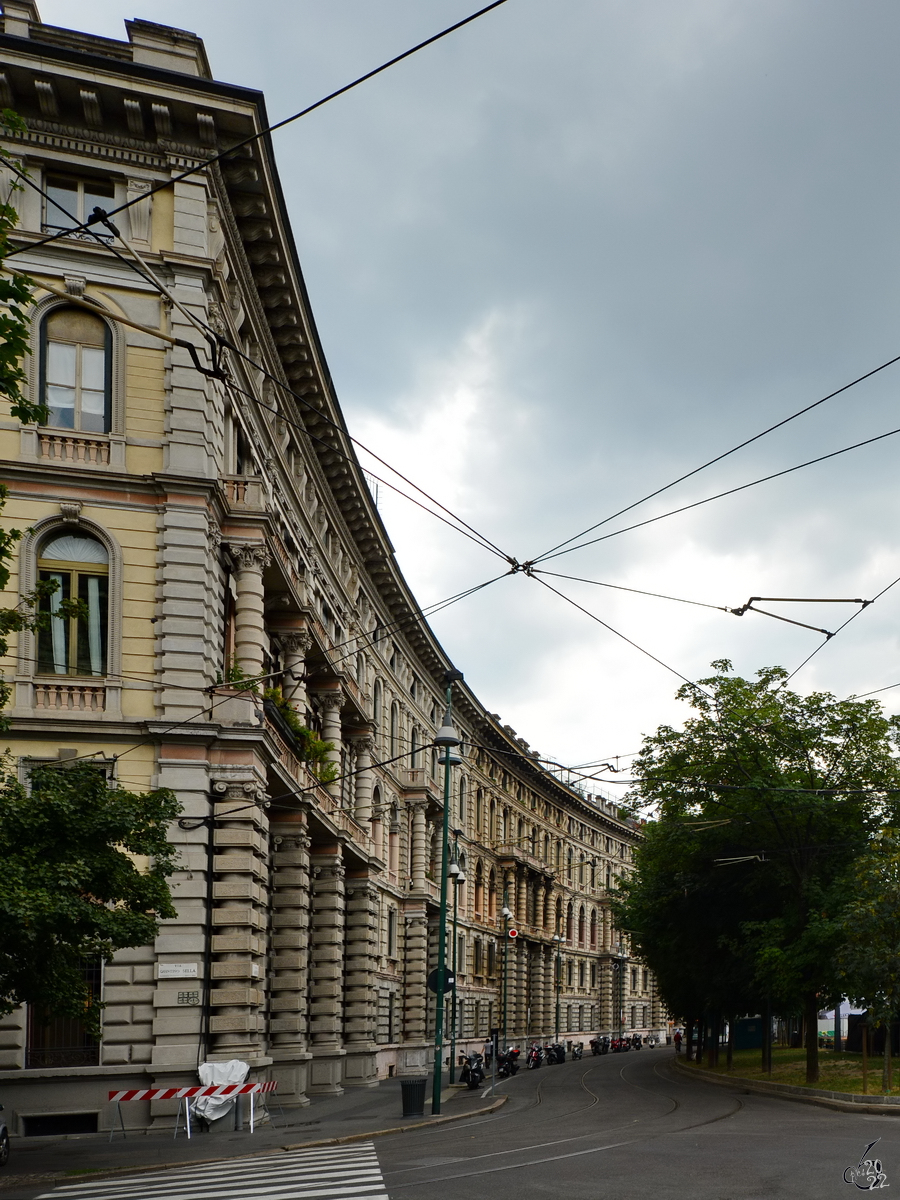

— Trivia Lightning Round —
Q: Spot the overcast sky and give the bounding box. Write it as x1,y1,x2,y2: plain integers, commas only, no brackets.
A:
44,0,900,780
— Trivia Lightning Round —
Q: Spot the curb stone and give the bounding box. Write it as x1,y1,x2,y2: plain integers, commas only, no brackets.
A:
673,1056,900,1115
0,1094,508,1191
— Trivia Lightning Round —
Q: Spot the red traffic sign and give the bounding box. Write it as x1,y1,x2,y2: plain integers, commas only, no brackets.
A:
508,928,519,939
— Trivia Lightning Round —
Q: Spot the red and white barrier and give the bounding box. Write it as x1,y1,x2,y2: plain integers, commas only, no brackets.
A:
108,1080,278,1140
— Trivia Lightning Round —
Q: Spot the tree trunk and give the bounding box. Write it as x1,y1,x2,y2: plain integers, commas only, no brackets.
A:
727,1015,734,1071
883,1021,891,1094
686,1015,695,1062
804,992,819,1085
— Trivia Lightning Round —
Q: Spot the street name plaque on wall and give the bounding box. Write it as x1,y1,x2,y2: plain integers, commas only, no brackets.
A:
158,963,199,979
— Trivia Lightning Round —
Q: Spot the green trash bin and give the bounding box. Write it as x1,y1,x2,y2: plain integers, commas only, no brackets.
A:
400,1077,427,1117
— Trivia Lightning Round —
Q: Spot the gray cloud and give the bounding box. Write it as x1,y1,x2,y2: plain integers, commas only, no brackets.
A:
43,0,900,765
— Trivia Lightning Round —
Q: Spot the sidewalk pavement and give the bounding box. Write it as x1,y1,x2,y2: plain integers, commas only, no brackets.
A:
0,1074,507,1191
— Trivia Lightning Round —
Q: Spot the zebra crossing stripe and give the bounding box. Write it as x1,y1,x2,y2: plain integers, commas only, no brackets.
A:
36,1143,388,1200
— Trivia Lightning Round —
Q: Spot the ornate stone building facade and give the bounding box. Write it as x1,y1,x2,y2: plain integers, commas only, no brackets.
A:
0,3,663,1135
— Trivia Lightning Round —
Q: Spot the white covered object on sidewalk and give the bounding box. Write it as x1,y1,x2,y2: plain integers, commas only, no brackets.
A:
190,1059,249,1124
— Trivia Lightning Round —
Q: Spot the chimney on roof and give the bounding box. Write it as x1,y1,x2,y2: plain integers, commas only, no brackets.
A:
2,0,40,37
125,18,211,78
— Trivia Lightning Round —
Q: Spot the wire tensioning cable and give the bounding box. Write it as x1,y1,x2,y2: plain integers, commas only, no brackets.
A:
4,1,510,260
528,350,900,567
781,569,900,686
527,422,900,565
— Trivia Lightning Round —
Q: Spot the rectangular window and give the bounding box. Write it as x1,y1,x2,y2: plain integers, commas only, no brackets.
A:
487,941,496,977
387,908,397,958
26,959,101,1068
45,175,115,236
37,567,108,677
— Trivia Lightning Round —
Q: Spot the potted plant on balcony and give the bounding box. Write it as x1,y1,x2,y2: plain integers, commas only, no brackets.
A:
262,687,338,782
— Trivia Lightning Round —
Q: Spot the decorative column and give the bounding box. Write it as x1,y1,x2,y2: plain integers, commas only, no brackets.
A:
351,735,375,825
400,907,429,1074
315,692,344,798
343,880,379,1087
307,849,346,1094
230,542,270,680
516,869,527,930
209,779,269,1064
409,800,427,892
531,945,546,1038
279,628,311,718
269,822,312,1107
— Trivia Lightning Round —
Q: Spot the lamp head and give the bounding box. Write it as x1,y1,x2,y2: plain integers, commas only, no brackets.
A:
500,905,512,918
434,707,460,747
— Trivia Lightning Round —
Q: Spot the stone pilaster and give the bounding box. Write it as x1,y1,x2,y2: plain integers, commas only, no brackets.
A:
230,542,270,679
269,822,312,1107
308,850,346,1094
209,778,269,1064
342,880,379,1087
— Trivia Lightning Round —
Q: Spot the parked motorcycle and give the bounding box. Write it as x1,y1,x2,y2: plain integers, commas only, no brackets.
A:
631,1034,642,1050
572,1042,583,1060
590,1035,611,1056
526,1042,544,1069
459,1052,486,1090
545,1042,566,1064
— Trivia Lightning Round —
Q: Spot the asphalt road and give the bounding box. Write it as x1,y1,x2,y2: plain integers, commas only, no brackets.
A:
8,1051,898,1199
376,1050,898,1200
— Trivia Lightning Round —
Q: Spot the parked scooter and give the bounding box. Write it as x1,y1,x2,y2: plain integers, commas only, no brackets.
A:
631,1034,642,1050
497,1046,521,1078
459,1052,486,1090
590,1035,611,1055
572,1042,583,1060
526,1042,544,1069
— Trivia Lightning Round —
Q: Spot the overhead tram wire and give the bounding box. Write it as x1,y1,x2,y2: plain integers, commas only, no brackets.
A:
525,422,900,565
4,0,511,261
527,350,900,568
526,571,710,693
3,162,514,569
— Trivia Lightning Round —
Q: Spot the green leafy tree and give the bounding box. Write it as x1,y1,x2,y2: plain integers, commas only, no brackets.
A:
836,829,900,1092
616,661,900,1083
0,762,180,1034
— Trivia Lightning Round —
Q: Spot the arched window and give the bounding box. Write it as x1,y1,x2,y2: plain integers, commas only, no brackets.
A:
489,798,496,840
373,679,383,747
37,532,109,676
476,787,483,832
589,910,598,949
410,726,420,767
390,701,399,758
579,854,585,884
543,833,550,863
487,868,496,919
566,902,574,942
578,905,586,945
458,776,467,824
474,861,484,917
41,308,111,433
567,847,573,882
